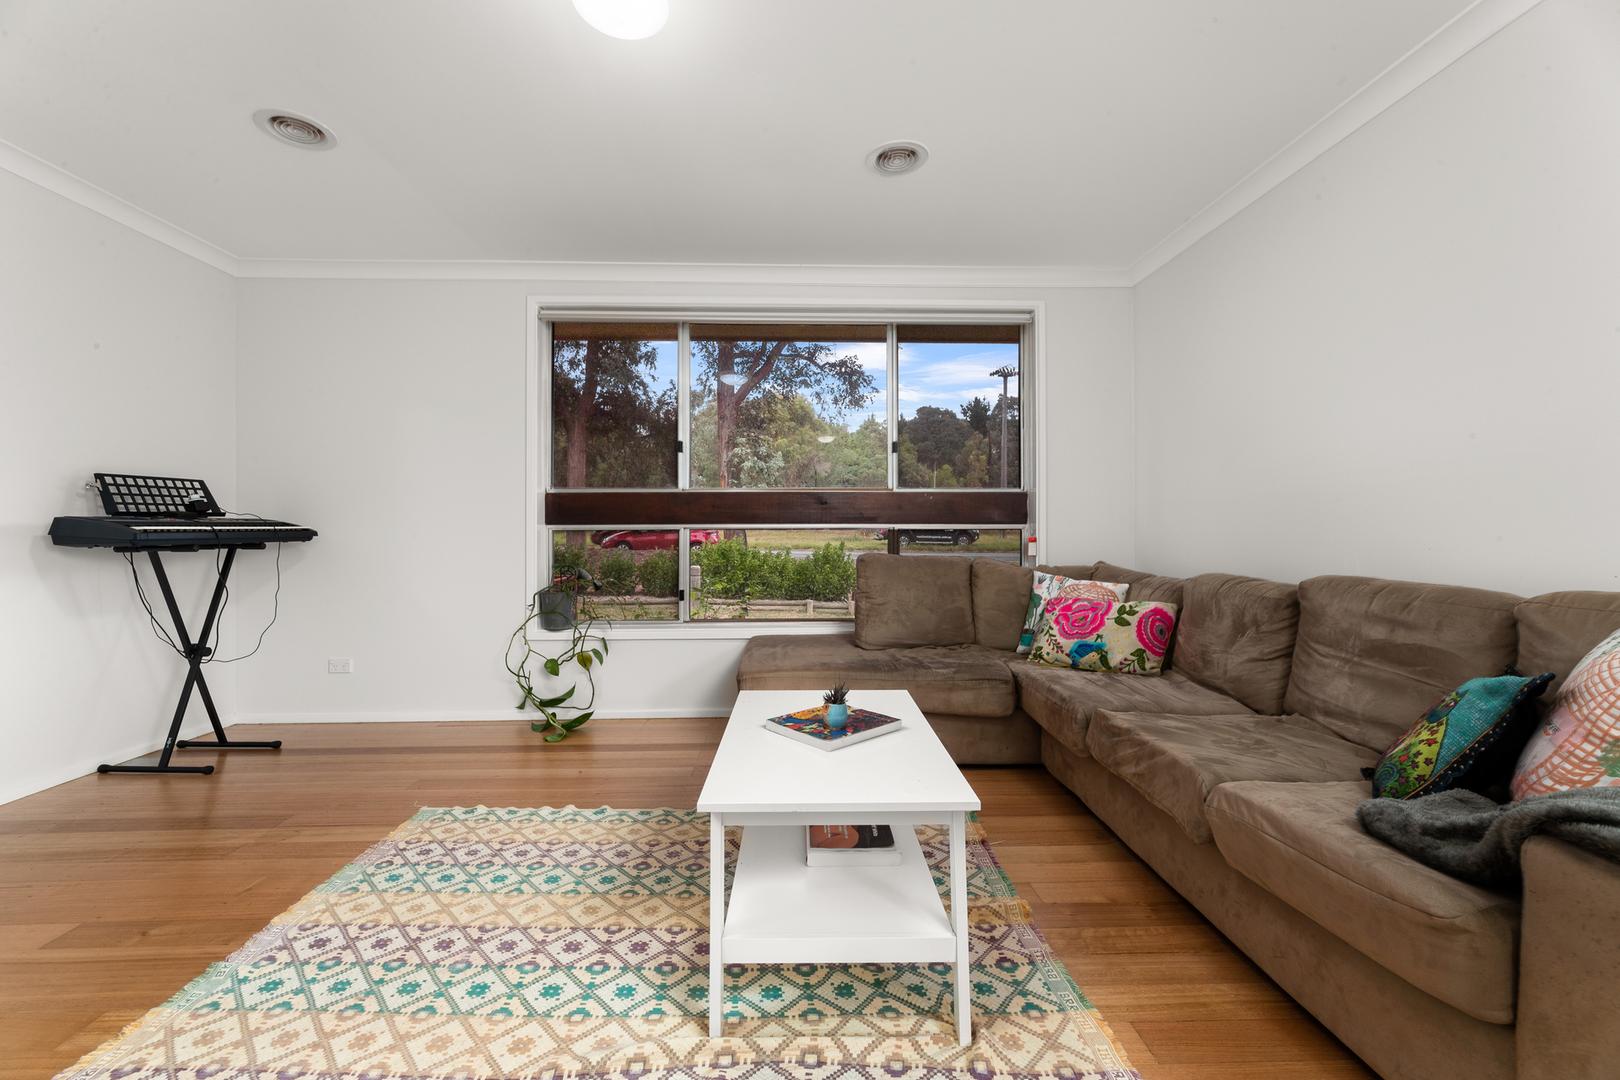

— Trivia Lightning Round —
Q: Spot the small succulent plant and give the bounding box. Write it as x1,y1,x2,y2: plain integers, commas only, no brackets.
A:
823,683,850,706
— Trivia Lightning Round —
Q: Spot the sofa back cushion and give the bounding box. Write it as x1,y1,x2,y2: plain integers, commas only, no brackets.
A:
1515,591,1620,696
1093,561,1186,607
853,554,975,649
1175,573,1300,715
1039,562,1100,580
1092,562,1187,667
1283,576,1521,750
970,558,1034,651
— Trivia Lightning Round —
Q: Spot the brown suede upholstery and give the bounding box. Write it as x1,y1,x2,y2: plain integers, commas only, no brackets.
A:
1085,711,1376,843
1092,561,1187,607
925,709,1041,765
1517,838,1620,1079
1283,576,1521,751
736,555,1620,1080
1207,780,1519,1023
853,554,974,648
1013,664,1247,759
1036,562,1100,580
1515,591,1620,695
1175,573,1299,714
737,634,1014,717
1043,735,1516,1080
970,558,1034,651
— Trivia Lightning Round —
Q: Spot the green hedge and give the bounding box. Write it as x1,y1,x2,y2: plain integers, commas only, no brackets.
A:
693,539,855,603
637,551,679,597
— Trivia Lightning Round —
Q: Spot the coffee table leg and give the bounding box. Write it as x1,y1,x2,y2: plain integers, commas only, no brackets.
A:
709,812,725,1038
951,810,971,1046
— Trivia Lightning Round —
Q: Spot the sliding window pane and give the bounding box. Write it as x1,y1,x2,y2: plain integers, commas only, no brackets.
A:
549,530,679,622
551,322,678,488
689,528,871,621
690,324,886,489
897,324,1021,489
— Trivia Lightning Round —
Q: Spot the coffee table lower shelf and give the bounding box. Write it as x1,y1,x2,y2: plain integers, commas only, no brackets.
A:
707,813,972,1045
722,825,955,964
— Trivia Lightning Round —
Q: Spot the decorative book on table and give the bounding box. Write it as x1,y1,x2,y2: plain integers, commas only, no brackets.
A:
763,705,903,750
806,824,901,867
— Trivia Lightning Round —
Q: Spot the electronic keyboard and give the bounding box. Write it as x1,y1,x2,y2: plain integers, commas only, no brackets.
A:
49,515,317,550
47,472,315,776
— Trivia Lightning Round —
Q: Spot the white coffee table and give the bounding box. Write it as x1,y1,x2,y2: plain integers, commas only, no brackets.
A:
697,688,981,1045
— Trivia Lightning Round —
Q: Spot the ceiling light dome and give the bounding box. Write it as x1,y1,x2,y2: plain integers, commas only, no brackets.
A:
572,0,668,40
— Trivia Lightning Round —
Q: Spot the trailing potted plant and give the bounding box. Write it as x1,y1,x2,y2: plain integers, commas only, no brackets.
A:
506,569,608,742
823,682,851,728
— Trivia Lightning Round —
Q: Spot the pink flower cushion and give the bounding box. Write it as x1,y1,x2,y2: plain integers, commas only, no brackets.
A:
1016,573,1130,655
1512,626,1620,798
1028,597,1179,676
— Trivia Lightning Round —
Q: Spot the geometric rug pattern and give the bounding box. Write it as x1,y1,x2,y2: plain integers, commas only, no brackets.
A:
58,806,1139,1079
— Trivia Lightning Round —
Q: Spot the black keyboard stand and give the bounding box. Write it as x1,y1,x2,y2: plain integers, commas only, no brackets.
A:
98,548,283,776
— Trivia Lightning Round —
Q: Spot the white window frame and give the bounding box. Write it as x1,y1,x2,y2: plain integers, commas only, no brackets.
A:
525,298,1046,640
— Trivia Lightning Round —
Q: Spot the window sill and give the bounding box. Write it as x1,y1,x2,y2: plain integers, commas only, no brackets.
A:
533,621,855,642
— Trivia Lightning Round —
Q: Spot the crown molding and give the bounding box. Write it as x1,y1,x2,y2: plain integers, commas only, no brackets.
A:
1129,0,1546,284
0,137,240,276
1,0,1543,290
231,258,1132,288
0,132,1126,288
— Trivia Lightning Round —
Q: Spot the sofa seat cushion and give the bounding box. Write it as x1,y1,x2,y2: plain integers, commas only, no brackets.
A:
1206,780,1520,1024
737,634,1015,717
1011,666,1246,758
1086,711,1377,843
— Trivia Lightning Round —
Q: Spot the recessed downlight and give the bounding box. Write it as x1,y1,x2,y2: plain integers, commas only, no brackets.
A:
867,141,928,176
253,109,337,151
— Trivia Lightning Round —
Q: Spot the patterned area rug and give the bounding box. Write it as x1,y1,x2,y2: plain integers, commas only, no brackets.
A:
60,806,1138,1080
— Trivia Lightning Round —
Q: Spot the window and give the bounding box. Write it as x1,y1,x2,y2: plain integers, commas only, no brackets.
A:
898,324,1020,489
550,530,680,622
690,324,887,489
540,315,1031,627
551,323,678,488
690,528,868,621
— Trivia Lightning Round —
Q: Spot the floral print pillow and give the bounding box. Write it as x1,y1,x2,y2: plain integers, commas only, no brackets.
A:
1028,597,1178,676
1016,573,1130,654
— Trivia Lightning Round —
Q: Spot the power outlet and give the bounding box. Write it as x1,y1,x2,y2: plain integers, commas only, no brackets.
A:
327,657,354,675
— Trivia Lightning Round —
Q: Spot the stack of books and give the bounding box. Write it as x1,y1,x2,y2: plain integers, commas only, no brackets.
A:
805,824,900,866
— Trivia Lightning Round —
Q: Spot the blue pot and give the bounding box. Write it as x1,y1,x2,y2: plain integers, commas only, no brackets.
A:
825,703,850,728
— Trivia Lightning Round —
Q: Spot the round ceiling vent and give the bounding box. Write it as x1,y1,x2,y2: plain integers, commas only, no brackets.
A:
867,141,929,176
253,109,337,150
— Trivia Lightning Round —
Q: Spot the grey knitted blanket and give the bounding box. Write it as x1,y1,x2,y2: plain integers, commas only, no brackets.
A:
1356,787,1620,888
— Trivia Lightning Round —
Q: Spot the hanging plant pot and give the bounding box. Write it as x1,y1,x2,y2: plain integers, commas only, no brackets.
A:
507,578,608,743
537,589,577,631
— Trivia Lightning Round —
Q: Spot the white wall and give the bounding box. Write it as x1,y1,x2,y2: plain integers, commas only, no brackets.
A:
0,169,238,803
1133,0,1620,596
233,279,1134,722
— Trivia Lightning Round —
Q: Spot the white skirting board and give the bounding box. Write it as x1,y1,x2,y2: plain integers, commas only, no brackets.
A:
0,717,217,807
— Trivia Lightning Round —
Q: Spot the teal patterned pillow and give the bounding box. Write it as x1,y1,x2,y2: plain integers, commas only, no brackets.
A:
1369,672,1554,800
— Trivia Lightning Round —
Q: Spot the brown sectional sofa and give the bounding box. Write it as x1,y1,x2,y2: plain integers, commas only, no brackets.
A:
735,554,1620,1080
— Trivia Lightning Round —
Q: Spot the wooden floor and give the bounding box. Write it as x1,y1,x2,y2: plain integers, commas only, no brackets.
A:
0,719,1373,1080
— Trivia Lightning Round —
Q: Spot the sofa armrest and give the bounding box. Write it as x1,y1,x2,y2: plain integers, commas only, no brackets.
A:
1516,836,1620,1079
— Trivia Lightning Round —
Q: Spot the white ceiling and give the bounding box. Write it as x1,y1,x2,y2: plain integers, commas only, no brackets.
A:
0,0,1478,268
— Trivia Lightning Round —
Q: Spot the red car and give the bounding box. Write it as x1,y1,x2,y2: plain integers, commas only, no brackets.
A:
595,529,721,551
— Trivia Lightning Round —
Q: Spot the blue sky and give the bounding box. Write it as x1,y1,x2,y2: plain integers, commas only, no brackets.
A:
637,339,1019,432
